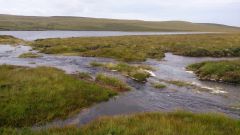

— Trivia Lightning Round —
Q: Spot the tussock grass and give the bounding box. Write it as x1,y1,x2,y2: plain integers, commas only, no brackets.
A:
0,35,23,45
95,74,131,92
167,80,193,87
0,65,117,127
1,111,239,135
91,62,152,82
32,34,240,62
153,83,167,89
19,53,42,58
187,60,240,84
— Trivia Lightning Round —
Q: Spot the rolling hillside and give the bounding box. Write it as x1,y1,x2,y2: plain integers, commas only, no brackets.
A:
0,14,239,32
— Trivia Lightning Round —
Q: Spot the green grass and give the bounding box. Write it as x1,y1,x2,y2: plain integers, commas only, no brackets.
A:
153,83,167,89
1,111,239,135
31,34,240,62
75,72,93,80
91,62,152,82
0,65,117,127
0,35,23,45
187,60,240,84
19,53,42,58
95,74,131,92
1,14,240,32
167,80,193,87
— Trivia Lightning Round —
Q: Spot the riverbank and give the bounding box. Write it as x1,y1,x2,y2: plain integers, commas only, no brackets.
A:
0,65,128,127
0,35,24,45
187,60,240,84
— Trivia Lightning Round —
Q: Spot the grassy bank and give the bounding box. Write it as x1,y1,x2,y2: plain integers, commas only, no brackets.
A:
96,74,131,92
0,65,117,127
0,35,23,45
91,62,152,82
1,111,240,135
31,33,240,62
187,60,240,84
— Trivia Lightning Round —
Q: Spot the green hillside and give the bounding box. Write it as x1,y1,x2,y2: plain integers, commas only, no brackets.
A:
0,14,239,32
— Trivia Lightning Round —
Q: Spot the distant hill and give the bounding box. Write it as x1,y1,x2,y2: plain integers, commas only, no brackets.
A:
0,14,239,32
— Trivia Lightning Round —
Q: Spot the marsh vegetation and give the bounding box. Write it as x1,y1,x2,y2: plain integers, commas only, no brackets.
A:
31,34,240,62
90,62,152,82
19,52,42,58
95,74,131,92
1,111,240,135
1,32,240,134
0,35,23,45
187,60,240,84
0,65,118,127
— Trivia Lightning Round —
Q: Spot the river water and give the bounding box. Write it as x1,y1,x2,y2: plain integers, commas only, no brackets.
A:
0,31,239,128
0,31,213,41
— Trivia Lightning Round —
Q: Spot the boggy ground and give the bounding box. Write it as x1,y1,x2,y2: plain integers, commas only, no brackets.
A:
1,33,240,134
0,65,132,128
187,60,240,84
31,33,240,62
1,111,240,135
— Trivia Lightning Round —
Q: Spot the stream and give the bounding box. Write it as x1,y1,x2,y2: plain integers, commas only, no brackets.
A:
0,31,239,128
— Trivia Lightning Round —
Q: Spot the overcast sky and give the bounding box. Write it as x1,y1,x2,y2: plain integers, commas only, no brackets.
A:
0,0,239,26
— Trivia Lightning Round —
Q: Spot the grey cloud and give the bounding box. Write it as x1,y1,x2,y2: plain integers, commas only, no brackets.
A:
0,0,239,26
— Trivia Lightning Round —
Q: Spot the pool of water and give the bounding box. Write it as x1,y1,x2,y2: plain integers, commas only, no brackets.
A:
0,31,213,41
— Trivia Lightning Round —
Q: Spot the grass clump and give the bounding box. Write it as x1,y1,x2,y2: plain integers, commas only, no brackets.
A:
31,34,240,62
0,35,24,45
153,83,167,89
90,62,152,82
90,61,103,67
167,80,193,87
1,111,239,135
129,70,151,82
187,60,240,84
0,65,116,127
19,52,42,58
95,74,131,92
